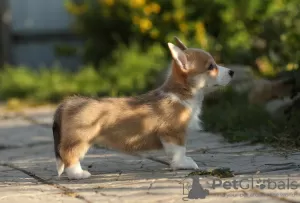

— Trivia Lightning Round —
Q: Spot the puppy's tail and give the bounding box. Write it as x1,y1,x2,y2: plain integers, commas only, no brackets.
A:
52,120,64,177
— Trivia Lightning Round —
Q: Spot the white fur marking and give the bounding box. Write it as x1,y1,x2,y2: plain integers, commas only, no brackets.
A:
161,140,199,170
65,162,91,179
188,106,202,131
194,76,207,90
56,158,65,177
266,94,300,113
217,65,232,86
164,91,203,131
165,92,192,109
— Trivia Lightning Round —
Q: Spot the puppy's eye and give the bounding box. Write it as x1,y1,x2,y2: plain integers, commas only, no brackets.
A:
208,64,214,70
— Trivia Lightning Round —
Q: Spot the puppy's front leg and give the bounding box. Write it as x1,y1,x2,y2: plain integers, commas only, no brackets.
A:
161,139,198,170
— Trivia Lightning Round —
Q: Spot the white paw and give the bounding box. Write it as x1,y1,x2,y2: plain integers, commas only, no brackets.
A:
67,170,91,180
171,156,199,170
81,170,91,178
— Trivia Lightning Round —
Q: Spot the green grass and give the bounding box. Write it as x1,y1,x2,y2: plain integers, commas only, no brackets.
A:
188,168,234,178
0,43,166,103
1,51,299,149
0,65,105,103
202,87,300,149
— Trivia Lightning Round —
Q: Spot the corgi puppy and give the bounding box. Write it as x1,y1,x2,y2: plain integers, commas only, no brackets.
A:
52,37,234,179
248,78,295,105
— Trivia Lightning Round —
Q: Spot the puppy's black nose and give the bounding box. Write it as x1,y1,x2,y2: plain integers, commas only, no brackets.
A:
229,70,234,77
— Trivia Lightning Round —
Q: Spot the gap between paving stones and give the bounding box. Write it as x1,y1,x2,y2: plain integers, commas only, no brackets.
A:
207,189,300,203
0,162,93,203
250,188,300,203
5,112,300,175
2,110,300,203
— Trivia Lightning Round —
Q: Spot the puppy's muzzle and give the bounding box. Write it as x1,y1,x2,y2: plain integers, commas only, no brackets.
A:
228,70,234,77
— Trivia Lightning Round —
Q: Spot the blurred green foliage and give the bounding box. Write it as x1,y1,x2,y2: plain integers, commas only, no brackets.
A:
203,88,278,143
1,0,300,150
202,87,300,149
0,43,166,102
66,0,300,75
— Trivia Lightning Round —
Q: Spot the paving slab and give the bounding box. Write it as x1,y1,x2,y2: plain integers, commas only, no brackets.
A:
0,165,83,203
0,107,299,203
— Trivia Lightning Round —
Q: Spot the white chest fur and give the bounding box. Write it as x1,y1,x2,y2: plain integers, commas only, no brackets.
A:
186,92,203,131
166,91,204,131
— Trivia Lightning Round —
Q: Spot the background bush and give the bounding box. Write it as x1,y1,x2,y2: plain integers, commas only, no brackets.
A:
66,0,300,76
2,0,299,101
202,88,300,149
1,0,300,149
0,43,166,102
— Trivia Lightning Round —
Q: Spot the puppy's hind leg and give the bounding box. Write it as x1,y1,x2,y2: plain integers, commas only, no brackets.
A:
60,141,91,179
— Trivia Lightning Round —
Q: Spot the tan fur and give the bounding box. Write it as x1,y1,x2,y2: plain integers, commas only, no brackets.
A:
248,79,294,105
53,37,231,173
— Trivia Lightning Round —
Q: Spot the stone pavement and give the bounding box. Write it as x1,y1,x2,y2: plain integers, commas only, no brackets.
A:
0,107,299,203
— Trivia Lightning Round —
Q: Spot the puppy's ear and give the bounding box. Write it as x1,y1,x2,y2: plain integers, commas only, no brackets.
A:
174,36,187,50
168,42,188,72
